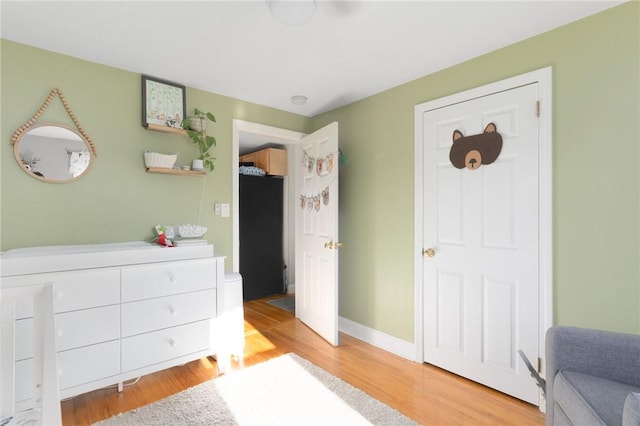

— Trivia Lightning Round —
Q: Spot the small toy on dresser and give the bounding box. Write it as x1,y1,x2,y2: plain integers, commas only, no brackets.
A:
153,225,174,247
151,224,208,248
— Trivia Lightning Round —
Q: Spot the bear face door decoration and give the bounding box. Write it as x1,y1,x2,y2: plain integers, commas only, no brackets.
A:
449,123,502,170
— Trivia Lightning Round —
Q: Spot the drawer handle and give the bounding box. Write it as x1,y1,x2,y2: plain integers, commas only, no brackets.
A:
168,338,176,347
168,307,176,315
169,275,177,283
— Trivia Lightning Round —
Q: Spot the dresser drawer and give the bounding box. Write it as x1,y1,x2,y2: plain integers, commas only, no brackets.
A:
54,269,120,313
58,340,120,390
121,259,216,302
1,276,55,319
16,305,120,359
56,305,120,351
3,271,118,317
121,320,210,372
122,289,216,337
13,288,119,359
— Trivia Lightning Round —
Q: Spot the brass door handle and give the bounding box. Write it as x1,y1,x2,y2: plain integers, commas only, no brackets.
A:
325,241,344,250
423,247,436,258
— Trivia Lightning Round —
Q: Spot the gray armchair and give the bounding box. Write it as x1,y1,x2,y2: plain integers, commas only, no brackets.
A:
545,326,640,426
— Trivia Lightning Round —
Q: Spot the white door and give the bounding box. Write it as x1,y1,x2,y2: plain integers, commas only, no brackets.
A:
421,83,540,403
295,122,340,346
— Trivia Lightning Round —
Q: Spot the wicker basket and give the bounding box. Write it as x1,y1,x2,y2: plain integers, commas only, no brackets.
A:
144,151,178,169
177,224,207,238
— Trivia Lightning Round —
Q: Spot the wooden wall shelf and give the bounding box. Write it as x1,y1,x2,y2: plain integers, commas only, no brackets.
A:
146,167,205,177
145,123,187,136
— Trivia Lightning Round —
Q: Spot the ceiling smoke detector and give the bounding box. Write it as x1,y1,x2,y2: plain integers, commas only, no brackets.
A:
290,95,308,105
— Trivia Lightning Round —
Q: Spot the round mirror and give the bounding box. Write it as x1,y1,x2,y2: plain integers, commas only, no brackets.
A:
14,123,93,182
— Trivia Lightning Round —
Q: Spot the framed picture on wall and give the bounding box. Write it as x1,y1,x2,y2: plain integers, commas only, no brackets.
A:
141,75,186,129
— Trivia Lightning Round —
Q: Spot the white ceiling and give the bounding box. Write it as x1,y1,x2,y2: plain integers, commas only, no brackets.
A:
1,0,622,121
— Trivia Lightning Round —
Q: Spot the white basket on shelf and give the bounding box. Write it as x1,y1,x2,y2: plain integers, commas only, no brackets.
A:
144,151,178,169
177,224,207,238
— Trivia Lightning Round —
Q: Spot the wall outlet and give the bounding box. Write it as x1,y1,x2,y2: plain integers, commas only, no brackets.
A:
214,203,221,215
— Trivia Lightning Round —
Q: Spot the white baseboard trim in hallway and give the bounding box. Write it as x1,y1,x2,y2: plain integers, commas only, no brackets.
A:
339,316,416,362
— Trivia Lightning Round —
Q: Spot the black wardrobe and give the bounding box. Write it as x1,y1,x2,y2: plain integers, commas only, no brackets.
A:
239,174,285,301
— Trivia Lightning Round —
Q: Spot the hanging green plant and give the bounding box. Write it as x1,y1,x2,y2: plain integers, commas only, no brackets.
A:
182,108,217,171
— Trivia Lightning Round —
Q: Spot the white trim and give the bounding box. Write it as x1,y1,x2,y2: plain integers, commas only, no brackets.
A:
339,316,416,361
413,93,426,363
231,120,305,273
536,69,554,401
413,67,553,406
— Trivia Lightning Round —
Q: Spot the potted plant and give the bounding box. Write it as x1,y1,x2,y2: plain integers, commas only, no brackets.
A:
182,108,217,171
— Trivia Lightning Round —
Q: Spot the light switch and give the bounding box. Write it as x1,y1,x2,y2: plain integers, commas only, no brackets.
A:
221,203,230,217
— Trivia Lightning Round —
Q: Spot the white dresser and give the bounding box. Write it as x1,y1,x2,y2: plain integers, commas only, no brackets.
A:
0,241,232,413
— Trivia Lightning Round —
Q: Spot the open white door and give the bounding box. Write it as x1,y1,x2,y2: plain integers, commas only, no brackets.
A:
295,122,340,346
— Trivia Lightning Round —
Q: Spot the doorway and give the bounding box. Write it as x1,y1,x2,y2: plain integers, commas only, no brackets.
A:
413,68,553,406
232,120,305,293
233,120,341,347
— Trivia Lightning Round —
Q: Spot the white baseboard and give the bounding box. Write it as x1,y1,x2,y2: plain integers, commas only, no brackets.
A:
287,284,295,294
338,316,416,361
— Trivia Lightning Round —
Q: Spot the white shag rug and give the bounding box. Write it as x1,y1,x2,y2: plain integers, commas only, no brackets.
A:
95,353,417,425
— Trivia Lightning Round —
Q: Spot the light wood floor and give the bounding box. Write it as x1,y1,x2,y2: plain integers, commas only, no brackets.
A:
61,295,545,425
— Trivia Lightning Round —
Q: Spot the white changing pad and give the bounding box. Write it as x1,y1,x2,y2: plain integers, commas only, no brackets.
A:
1,240,154,258
1,241,214,277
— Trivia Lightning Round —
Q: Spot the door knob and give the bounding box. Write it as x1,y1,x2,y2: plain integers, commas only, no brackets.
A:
423,247,436,258
324,241,344,250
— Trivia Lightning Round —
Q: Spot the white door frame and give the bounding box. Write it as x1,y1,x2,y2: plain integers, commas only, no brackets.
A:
413,68,553,383
232,120,306,279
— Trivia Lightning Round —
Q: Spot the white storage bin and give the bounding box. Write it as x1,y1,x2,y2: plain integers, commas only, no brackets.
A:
144,151,177,169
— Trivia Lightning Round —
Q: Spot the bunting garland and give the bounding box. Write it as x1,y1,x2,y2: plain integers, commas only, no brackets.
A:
300,186,331,212
299,148,338,212
301,150,338,176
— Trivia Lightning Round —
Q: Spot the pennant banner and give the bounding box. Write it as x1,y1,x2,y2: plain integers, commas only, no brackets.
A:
300,187,330,212
299,147,339,212
301,151,338,176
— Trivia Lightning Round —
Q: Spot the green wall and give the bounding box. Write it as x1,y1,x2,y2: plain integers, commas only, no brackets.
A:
313,2,640,338
2,2,638,344
0,40,310,271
